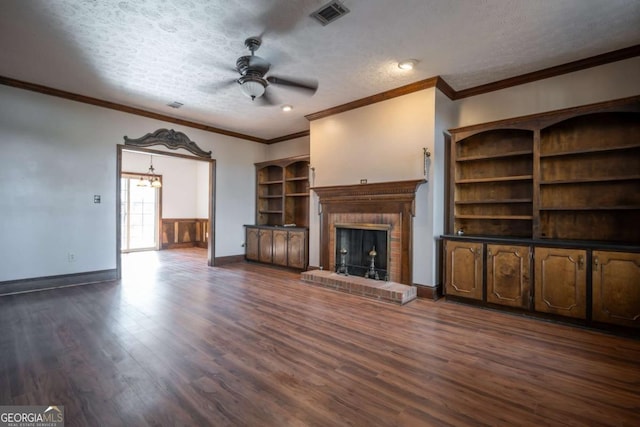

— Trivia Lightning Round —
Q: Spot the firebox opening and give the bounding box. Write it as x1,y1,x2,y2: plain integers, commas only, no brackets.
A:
335,223,391,280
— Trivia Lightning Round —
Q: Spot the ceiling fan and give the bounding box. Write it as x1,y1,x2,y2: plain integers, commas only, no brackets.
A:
230,36,318,104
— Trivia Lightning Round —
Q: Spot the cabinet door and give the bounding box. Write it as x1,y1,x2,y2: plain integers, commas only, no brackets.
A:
534,247,587,319
486,244,531,309
445,240,483,300
287,230,308,269
245,227,260,261
258,229,273,263
592,251,640,327
272,229,289,266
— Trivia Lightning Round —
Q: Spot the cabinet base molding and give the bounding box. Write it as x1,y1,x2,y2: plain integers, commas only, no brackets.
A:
0,269,118,296
414,283,442,300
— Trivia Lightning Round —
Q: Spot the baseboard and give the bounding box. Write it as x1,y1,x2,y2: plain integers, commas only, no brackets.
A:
214,255,245,265
414,283,442,300
306,265,321,271
0,269,118,296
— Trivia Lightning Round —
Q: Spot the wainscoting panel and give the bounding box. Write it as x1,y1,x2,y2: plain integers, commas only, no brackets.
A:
162,218,208,249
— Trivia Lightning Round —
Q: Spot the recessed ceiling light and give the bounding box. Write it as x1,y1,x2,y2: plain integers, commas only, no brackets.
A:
282,105,293,112
398,59,417,70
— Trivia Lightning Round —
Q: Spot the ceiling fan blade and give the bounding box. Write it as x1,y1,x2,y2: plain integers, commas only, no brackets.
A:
266,76,318,94
200,79,238,94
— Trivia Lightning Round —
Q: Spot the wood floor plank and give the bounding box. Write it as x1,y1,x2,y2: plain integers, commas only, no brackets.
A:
1,247,639,426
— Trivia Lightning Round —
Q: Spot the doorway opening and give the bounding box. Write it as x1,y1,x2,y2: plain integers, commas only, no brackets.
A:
120,173,161,252
116,143,216,279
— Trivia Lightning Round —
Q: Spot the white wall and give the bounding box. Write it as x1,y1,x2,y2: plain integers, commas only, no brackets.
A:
0,84,265,281
122,151,207,219
454,56,640,128
310,88,442,286
265,136,310,161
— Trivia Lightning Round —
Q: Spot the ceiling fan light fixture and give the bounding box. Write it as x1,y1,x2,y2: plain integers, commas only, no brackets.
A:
398,59,417,70
281,105,293,112
240,78,266,100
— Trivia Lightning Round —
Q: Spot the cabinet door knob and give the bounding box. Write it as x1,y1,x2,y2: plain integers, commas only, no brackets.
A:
593,256,599,272
578,255,585,270
487,249,493,257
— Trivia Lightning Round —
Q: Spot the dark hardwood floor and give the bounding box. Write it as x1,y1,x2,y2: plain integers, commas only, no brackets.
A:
1,248,639,426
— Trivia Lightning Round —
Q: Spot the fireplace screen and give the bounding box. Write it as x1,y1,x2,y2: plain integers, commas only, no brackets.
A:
334,223,390,280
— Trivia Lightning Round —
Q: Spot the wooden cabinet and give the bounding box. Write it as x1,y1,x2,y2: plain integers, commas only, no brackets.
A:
534,247,587,319
592,250,640,327
272,229,288,266
245,226,273,263
444,240,483,300
258,228,274,263
255,155,310,227
486,244,531,309
286,230,308,269
245,226,260,261
245,225,308,270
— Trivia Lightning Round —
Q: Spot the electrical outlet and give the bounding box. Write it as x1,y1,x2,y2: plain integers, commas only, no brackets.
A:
241,242,245,247
68,252,76,262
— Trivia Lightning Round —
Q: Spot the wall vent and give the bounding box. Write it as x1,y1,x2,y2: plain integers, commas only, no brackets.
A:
167,101,183,109
310,1,350,26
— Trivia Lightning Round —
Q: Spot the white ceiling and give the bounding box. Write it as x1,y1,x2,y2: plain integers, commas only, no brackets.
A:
1,0,639,140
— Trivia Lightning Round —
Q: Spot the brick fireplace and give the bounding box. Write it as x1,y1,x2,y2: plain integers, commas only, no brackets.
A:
312,179,424,285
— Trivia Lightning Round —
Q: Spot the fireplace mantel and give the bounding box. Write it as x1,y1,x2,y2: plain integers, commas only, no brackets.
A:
312,179,424,210
312,179,425,285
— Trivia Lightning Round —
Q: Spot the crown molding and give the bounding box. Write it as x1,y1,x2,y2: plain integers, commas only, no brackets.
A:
453,44,640,99
0,75,267,143
265,130,310,144
3,44,637,142
305,77,441,121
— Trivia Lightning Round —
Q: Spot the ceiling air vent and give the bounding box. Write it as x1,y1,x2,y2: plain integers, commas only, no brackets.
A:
310,1,350,26
167,101,183,109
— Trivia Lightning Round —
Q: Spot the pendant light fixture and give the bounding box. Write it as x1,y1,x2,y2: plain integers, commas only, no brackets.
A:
137,155,162,188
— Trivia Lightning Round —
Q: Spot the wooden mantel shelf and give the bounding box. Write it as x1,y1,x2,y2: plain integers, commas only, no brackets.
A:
312,179,425,205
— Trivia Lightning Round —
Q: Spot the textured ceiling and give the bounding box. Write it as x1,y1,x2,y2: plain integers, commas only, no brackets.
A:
0,0,639,140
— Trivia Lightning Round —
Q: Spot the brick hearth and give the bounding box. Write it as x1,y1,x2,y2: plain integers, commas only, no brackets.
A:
301,270,417,305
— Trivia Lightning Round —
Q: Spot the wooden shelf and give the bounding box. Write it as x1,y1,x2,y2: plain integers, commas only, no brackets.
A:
456,150,533,162
540,206,640,211
286,193,309,197
456,215,533,220
540,143,640,158
259,195,282,199
456,175,533,184
455,198,532,205
260,180,283,185
259,210,283,214
540,175,640,185
286,176,309,182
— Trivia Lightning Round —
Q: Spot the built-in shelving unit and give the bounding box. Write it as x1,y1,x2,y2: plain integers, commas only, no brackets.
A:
452,128,534,238
255,155,310,227
443,97,640,332
448,98,640,244
248,155,310,270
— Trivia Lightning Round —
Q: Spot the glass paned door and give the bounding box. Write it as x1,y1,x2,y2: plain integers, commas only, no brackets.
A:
121,176,159,252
